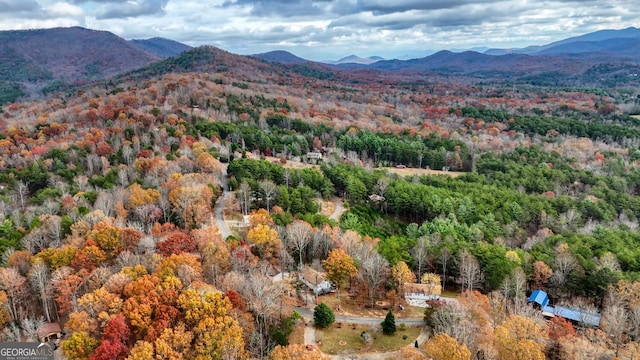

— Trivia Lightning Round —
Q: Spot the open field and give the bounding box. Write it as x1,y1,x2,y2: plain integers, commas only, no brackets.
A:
262,155,465,178
383,167,466,178
441,289,461,298
316,324,422,355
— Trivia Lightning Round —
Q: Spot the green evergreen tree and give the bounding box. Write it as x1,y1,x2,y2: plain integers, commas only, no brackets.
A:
381,310,396,335
313,302,335,328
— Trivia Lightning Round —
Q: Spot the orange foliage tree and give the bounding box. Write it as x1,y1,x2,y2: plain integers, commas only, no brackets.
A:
156,232,197,257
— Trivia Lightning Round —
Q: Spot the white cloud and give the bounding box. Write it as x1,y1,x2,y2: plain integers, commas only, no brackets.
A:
0,0,638,60
46,2,84,16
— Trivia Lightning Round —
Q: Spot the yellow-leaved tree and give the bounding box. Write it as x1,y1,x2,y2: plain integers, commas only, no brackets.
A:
246,223,282,266
421,272,442,296
127,183,160,209
392,260,416,292
494,315,547,360
177,289,245,360
269,344,331,360
323,248,357,311
423,333,471,360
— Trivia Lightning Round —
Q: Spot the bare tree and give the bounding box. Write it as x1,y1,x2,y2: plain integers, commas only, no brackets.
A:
237,268,287,357
309,228,334,262
286,221,312,269
75,175,89,192
411,236,430,281
430,301,478,352
629,305,640,341
94,191,116,218
42,215,62,248
41,200,60,216
550,243,579,293
21,228,48,254
238,181,252,217
501,267,527,301
29,261,53,322
0,267,29,322
439,246,451,291
357,247,390,306
21,317,45,342
258,180,277,213
457,249,483,292
2,323,21,342
86,267,113,293
122,145,134,165
13,180,29,210
600,289,631,355
596,252,621,272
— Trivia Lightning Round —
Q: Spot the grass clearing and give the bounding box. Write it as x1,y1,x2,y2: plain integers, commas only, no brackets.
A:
383,167,465,178
441,289,460,298
315,324,422,355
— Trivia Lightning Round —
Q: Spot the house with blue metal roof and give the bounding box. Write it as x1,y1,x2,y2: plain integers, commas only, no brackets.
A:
528,289,601,327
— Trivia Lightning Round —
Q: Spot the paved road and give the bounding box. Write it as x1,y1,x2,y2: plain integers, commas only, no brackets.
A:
294,307,426,327
329,197,345,221
213,166,232,239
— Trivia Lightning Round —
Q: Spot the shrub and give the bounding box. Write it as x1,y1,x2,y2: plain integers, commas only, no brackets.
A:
313,302,335,328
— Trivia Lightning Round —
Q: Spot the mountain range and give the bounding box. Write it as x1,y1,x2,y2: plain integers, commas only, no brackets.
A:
485,26,640,56
1,26,640,106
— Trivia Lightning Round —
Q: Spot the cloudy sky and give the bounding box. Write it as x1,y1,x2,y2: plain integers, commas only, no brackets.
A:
1,0,638,60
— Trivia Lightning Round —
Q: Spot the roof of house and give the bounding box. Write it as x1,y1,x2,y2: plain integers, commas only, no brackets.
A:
403,282,439,295
301,266,326,287
542,305,601,327
528,289,550,307
37,323,62,339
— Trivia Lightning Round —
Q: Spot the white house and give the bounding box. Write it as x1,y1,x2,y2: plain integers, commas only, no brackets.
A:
300,266,333,295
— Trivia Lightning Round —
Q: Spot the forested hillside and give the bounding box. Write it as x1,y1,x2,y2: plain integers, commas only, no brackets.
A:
0,44,639,359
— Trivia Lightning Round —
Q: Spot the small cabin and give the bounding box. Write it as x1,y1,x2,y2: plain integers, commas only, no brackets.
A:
306,152,323,160
300,266,333,296
37,322,64,344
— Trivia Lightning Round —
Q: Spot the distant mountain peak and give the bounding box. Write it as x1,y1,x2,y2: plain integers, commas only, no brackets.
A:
251,50,309,64
327,54,385,65
129,37,192,58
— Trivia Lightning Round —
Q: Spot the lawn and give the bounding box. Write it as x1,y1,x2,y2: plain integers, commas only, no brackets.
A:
315,324,422,355
440,289,460,298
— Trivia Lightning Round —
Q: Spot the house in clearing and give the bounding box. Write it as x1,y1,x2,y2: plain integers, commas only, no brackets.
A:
300,266,333,295
403,282,442,307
